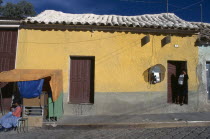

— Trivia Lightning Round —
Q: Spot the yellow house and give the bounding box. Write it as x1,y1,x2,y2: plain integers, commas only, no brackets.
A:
16,10,203,116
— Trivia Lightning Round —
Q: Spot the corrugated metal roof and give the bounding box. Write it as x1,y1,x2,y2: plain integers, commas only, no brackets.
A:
23,10,202,30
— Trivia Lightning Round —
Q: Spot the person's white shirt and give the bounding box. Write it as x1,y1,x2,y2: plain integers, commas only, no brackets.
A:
178,74,184,85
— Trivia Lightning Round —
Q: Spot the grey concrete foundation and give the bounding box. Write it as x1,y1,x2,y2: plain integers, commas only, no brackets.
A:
62,91,206,116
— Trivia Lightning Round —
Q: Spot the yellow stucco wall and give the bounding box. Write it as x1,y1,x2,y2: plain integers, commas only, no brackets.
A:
16,28,198,93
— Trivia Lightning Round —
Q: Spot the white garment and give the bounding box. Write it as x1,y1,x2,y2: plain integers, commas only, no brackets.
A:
178,74,184,85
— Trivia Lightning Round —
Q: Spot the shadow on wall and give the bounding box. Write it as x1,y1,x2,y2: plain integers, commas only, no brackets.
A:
143,64,166,84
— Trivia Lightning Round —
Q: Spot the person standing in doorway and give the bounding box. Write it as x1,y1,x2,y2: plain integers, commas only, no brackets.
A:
177,69,189,106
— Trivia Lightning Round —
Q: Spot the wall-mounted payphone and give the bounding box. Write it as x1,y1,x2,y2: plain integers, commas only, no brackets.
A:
151,72,161,84
149,64,165,84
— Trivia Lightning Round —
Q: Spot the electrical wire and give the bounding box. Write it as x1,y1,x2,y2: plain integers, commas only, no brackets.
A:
168,4,182,9
91,0,163,15
120,0,163,3
18,33,128,45
171,0,204,13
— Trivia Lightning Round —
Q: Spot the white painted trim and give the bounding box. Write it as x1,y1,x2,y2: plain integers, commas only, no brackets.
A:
0,25,20,28
15,29,20,69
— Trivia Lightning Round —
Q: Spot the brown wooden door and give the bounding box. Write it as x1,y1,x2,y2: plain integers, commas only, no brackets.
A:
70,57,94,103
167,62,177,103
0,29,18,74
0,29,18,112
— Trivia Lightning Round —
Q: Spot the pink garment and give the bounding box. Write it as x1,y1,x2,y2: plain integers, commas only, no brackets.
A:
12,106,22,117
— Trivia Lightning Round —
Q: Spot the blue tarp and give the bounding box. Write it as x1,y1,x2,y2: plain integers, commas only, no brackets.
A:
18,79,44,98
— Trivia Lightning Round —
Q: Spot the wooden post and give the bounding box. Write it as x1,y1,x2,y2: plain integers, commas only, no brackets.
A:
0,88,4,115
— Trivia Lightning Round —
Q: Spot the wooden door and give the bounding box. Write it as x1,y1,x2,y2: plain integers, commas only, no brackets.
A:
0,29,18,87
70,57,94,104
167,61,177,103
0,29,18,112
0,29,18,72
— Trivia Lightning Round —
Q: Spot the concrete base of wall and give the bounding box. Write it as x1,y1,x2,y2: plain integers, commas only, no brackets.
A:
62,91,210,116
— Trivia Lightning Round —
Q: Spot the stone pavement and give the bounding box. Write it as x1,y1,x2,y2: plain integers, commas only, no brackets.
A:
1,112,210,138
1,126,210,139
54,112,210,126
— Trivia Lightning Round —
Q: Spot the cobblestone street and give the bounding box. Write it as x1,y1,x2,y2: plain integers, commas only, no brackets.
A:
1,126,210,139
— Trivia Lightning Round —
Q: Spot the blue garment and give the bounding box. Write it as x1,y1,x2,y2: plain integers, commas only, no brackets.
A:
18,79,44,98
0,112,20,128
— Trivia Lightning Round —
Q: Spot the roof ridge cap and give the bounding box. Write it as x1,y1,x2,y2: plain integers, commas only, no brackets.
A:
36,10,178,17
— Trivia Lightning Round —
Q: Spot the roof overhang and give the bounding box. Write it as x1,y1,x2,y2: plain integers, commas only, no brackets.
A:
0,25,20,28
0,19,20,28
20,24,199,35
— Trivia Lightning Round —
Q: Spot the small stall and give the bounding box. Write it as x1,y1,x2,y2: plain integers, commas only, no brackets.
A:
0,69,63,127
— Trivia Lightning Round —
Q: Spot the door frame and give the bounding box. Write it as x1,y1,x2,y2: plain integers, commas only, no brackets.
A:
206,61,210,101
167,60,188,104
69,56,95,104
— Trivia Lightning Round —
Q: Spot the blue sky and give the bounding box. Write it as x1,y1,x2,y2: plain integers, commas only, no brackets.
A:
3,0,210,23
